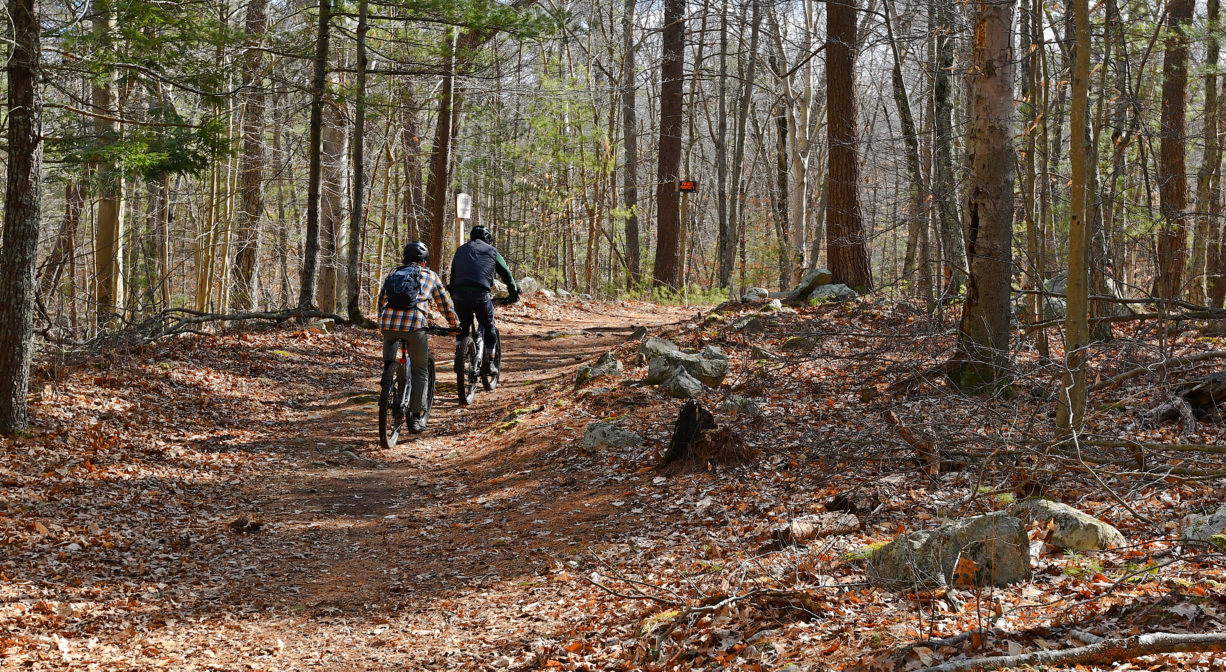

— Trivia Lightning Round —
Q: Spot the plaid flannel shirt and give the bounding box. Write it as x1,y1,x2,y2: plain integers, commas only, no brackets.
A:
377,265,459,332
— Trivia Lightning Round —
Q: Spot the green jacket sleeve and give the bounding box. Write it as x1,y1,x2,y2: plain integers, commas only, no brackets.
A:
494,251,518,293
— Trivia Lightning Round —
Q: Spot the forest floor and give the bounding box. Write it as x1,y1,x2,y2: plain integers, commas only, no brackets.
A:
1,295,1224,671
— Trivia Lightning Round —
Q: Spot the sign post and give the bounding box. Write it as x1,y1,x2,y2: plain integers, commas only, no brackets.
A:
678,181,696,296
455,192,471,252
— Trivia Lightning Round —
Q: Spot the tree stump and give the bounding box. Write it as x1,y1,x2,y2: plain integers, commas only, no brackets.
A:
657,400,755,472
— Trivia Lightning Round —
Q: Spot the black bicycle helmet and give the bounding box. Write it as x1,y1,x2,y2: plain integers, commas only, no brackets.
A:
469,225,492,244
402,240,429,264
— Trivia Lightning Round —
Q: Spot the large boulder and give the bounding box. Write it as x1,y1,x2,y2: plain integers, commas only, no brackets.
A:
556,287,572,299
640,336,680,359
519,277,541,294
867,512,1031,590
583,422,642,450
761,298,784,312
1013,499,1126,551
807,283,859,303
648,350,728,388
1181,505,1226,550
789,268,834,300
741,287,770,302
576,352,623,386
666,369,704,398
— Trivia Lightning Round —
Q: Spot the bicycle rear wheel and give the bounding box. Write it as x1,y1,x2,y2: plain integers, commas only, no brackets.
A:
378,360,407,450
422,356,437,423
481,333,501,391
456,337,479,406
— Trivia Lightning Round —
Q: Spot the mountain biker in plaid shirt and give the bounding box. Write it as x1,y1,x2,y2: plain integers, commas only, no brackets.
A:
378,241,459,433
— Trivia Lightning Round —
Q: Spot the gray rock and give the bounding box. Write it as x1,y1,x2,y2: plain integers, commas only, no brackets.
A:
719,394,762,417
576,352,623,386
730,315,764,332
629,326,649,340
790,268,834,299
492,279,509,298
309,318,335,334
640,336,680,359
741,287,770,302
761,298,783,312
540,288,556,299
556,288,572,299
781,335,816,351
582,422,642,450
646,355,678,384
867,512,1031,590
578,293,593,300
519,277,541,294
751,346,779,361
807,283,859,303
701,345,728,361
1181,505,1226,549
1013,499,1126,551
649,351,728,387
666,369,703,398
579,387,612,399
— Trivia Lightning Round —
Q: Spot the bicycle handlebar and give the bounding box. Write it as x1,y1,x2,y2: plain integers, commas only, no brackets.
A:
424,326,460,337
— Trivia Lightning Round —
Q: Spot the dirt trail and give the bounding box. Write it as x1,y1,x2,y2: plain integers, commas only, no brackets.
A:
211,300,692,669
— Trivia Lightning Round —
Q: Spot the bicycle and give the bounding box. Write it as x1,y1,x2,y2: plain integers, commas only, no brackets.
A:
455,298,509,406
379,326,456,450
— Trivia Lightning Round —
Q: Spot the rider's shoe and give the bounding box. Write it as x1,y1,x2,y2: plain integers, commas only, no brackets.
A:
408,413,426,434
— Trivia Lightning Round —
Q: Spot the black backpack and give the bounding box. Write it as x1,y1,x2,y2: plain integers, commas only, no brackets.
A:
383,265,425,310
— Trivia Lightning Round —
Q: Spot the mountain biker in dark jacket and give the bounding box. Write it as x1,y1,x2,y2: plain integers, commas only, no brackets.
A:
448,226,519,374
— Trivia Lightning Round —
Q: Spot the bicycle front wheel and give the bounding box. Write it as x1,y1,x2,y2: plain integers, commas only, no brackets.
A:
378,360,407,450
456,337,479,406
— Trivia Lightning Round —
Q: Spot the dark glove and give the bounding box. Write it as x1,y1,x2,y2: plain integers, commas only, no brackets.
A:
507,290,520,304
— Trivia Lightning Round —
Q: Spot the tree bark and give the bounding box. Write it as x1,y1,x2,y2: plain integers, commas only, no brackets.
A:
728,0,761,291
92,0,125,327
825,0,873,291
716,3,731,288
952,0,1015,393
883,0,924,293
232,0,269,312
425,29,457,272
347,0,370,322
1058,0,1091,428
317,98,348,313
0,0,43,433
1192,0,1221,306
932,0,966,298
1155,0,1192,300
297,0,333,311
621,0,641,287
652,0,685,290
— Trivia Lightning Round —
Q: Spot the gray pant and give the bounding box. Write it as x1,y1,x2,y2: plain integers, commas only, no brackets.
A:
382,329,430,414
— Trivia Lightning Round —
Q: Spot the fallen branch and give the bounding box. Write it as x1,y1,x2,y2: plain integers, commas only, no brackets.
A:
1089,350,1226,393
916,631,1226,672
883,410,941,475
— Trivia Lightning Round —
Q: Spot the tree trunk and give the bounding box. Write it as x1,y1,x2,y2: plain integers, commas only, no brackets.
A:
317,99,348,314
932,0,965,298
728,0,761,292
1058,0,1091,429
621,0,641,288
425,29,457,271
716,3,731,288
347,0,369,322
652,0,685,290
232,0,268,311
952,0,1015,393
0,0,43,433
1155,0,1192,300
884,0,924,293
92,0,125,327
825,0,873,291
297,0,332,311
1192,0,1221,306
